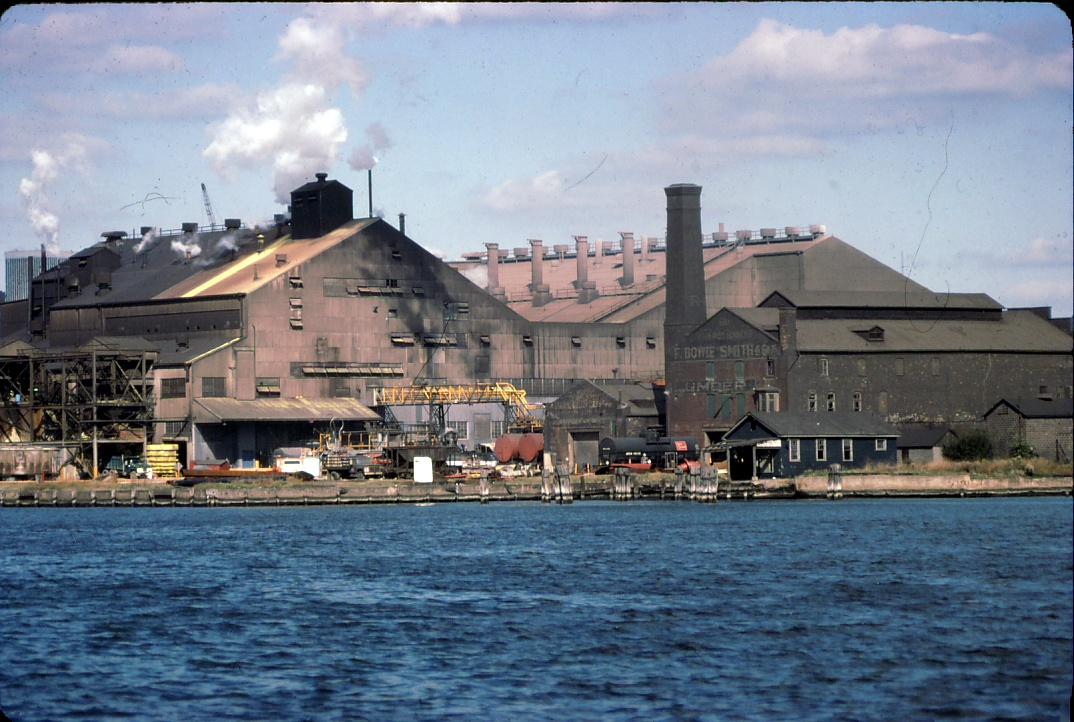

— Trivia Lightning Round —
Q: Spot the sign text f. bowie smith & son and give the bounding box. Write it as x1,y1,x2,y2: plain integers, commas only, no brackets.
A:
671,343,778,361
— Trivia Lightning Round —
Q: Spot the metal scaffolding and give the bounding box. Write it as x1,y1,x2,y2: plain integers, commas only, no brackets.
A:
0,343,156,476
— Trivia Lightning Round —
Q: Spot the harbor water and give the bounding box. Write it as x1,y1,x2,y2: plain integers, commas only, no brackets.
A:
1,498,1071,721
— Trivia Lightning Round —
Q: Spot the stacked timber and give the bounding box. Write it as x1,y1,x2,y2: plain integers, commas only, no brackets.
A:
146,443,179,478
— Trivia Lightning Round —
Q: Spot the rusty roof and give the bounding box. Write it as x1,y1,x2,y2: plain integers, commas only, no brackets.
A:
449,236,822,324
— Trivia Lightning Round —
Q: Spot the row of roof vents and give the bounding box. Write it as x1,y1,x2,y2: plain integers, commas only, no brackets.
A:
465,225,827,262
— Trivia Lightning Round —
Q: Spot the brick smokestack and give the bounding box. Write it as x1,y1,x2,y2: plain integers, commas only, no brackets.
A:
485,242,505,300
573,235,598,304
618,232,635,287
663,184,706,383
529,239,552,307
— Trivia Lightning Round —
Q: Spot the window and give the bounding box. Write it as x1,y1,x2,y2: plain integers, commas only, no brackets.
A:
826,393,836,412
819,357,829,376
616,337,626,349
491,421,506,438
758,391,779,413
289,275,303,289
842,438,853,462
391,249,402,260
161,378,185,399
522,335,534,346
479,335,491,346
895,358,904,376
734,361,745,383
646,336,656,349
707,394,717,418
766,359,776,376
164,421,185,437
875,438,887,451
997,405,1009,415
930,357,940,376
256,377,281,397
387,308,398,319
1039,385,1049,396
808,393,817,413
816,439,827,461
446,420,469,440
789,438,800,462
706,361,716,380
853,392,863,412
878,391,888,414
385,278,399,288
201,377,226,398
857,358,866,376
289,297,303,308
571,336,582,348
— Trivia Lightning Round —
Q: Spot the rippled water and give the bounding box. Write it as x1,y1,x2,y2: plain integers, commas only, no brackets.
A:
1,498,1070,721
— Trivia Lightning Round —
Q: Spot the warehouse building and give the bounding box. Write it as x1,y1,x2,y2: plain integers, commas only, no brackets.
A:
661,184,1074,450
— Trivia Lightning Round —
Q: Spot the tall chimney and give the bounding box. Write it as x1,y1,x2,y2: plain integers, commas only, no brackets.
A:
664,183,706,385
641,236,650,264
529,239,552,307
398,212,406,235
618,232,635,287
367,169,373,218
485,242,505,300
594,239,603,263
573,235,598,304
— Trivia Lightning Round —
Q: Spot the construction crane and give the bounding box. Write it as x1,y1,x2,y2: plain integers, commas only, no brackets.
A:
372,382,542,436
200,183,217,227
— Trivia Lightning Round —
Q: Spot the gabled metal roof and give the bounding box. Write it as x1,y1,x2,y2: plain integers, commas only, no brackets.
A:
984,397,1074,419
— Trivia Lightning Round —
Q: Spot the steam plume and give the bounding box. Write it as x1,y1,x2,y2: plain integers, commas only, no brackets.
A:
348,121,393,171
171,235,202,259
134,227,159,254
17,139,94,254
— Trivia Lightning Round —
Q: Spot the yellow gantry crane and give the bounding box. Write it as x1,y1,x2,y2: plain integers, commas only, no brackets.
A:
372,382,542,435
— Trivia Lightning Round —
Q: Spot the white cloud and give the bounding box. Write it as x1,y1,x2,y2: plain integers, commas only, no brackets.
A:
999,279,1073,312
93,44,186,74
480,170,581,213
703,20,1072,98
277,17,367,94
312,3,652,29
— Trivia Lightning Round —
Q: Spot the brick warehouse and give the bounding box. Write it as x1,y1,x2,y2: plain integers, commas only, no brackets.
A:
1,174,1070,473
660,184,1074,449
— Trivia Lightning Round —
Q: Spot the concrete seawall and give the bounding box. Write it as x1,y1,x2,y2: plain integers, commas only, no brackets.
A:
791,474,1073,498
1,474,1070,508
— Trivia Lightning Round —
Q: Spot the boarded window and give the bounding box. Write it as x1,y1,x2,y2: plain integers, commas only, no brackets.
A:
161,378,186,399
256,377,281,397
706,361,716,379
201,377,226,398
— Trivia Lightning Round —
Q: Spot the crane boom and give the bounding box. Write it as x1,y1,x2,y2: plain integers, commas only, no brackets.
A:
372,382,542,432
200,182,217,227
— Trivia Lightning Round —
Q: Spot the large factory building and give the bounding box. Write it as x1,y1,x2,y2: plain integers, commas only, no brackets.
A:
1,173,1069,475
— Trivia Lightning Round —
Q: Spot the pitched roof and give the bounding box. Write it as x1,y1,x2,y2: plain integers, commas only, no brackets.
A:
984,397,1074,419
730,411,899,439
193,397,379,422
761,289,1001,310
895,424,957,448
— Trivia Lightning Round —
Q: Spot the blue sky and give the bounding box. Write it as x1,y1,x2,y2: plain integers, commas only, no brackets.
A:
1,2,1071,313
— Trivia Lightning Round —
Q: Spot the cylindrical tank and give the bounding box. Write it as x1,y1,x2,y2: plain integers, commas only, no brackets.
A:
493,434,522,463
517,433,544,463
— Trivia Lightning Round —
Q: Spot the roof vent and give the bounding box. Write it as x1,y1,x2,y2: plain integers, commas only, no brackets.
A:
785,226,802,238
316,172,328,183
181,222,199,234
101,231,126,245
760,228,777,239
735,230,752,242
810,224,827,236
224,218,241,230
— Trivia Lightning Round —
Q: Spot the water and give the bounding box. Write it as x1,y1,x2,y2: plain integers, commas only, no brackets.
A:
0,498,1070,721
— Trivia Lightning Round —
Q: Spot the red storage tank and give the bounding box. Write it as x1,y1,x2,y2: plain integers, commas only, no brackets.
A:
517,433,544,463
493,434,522,463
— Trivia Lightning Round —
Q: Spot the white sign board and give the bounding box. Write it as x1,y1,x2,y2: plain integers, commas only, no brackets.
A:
413,456,433,484
756,439,782,449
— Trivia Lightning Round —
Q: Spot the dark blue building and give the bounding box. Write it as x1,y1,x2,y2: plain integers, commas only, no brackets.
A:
713,411,899,480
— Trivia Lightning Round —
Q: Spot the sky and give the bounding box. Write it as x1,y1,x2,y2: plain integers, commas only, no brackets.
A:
1,2,1071,313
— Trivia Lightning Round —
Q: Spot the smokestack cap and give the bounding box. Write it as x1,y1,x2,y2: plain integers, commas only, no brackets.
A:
101,231,127,241
316,172,328,182
665,183,702,196
181,222,199,233
224,218,241,230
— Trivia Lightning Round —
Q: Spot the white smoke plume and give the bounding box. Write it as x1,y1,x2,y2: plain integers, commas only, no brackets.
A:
17,138,95,254
134,227,159,254
171,235,202,259
460,265,489,289
348,121,393,171
203,17,366,204
194,233,239,267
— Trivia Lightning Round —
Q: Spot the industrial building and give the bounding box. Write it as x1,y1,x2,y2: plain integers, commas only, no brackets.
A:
0,172,1070,476
659,184,1074,453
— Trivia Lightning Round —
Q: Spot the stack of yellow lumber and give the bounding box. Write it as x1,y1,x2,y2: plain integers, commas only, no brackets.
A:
146,443,179,478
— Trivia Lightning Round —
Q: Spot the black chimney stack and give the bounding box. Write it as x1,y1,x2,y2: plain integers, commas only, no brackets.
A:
368,169,373,218
663,184,707,380
398,212,406,235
